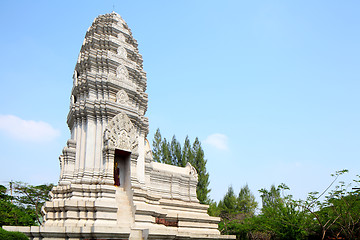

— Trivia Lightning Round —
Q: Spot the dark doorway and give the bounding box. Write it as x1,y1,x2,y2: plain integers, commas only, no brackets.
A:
114,149,131,187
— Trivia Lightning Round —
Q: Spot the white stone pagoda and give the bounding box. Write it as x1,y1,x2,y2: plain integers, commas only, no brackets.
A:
4,12,235,240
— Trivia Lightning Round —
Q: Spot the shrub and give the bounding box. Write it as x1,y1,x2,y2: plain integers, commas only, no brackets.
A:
0,228,29,240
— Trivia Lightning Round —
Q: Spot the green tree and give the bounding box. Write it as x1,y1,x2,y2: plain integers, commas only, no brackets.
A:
301,170,360,240
218,186,237,217
260,184,281,208
161,138,172,164
0,185,37,227
152,128,162,162
208,200,221,217
181,136,193,167
217,186,238,236
256,184,313,240
192,137,210,204
170,135,182,166
217,185,259,239
237,184,258,215
12,182,54,225
211,171,360,240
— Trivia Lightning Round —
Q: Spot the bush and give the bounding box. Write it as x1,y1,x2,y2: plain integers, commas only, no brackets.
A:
0,228,28,240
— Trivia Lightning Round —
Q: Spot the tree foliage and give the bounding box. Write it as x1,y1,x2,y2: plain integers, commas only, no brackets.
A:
256,184,314,240
238,184,258,214
210,170,360,240
0,182,53,227
0,228,29,240
301,170,360,240
192,137,210,203
0,185,36,227
152,128,210,204
12,182,54,225
212,185,258,239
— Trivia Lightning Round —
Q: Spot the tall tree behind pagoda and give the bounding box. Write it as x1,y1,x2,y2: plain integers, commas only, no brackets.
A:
161,138,172,165
152,129,162,162
181,136,193,167
170,135,182,166
192,137,210,204
237,184,258,214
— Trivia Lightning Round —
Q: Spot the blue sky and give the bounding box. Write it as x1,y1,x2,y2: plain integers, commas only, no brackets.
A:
0,0,359,204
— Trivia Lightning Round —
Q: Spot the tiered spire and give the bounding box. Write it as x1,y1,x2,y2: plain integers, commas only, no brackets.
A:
59,12,149,185
69,12,148,134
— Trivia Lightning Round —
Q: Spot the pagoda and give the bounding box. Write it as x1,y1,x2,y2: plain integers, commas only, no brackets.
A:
4,12,235,240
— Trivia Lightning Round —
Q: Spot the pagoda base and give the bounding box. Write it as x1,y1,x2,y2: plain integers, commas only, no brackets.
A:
3,225,235,240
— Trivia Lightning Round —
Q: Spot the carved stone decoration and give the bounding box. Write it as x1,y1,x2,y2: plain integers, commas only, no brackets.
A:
186,162,198,181
116,89,129,105
114,14,125,25
144,139,153,159
117,32,126,42
117,46,127,59
72,70,78,86
116,64,129,83
104,112,138,152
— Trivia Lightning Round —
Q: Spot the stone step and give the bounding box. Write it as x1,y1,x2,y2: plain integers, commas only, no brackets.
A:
115,188,133,227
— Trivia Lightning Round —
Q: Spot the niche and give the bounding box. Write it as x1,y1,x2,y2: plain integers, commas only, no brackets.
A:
114,149,131,188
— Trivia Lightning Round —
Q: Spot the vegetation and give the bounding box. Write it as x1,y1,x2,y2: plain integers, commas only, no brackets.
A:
209,170,360,240
0,182,53,227
0,228,28,240
303,170,360,240
0,184,36,227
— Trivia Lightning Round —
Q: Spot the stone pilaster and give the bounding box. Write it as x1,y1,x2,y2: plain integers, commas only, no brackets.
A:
103,145,115,185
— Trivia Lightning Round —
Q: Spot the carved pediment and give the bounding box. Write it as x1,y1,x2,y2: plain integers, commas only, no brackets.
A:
116,89,129,105
104,112,138,152
117,46,127,59
116,64,129,82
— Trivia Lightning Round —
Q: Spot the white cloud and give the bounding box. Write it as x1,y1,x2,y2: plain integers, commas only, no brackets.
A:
0,115,60,142
203,133,229,151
